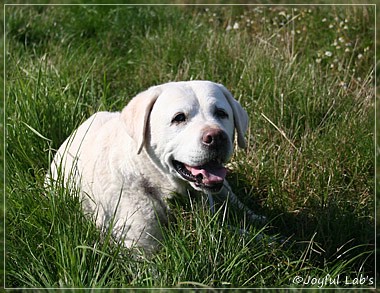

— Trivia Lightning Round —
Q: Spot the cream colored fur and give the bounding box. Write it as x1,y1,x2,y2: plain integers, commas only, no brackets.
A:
48,80,257,253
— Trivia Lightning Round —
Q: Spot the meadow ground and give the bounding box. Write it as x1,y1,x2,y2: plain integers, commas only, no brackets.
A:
4,3,376,289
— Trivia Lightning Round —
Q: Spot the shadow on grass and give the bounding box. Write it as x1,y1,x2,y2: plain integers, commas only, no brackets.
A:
224,170,375,277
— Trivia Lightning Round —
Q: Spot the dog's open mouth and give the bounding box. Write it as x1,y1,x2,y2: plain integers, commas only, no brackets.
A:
172,160,226,193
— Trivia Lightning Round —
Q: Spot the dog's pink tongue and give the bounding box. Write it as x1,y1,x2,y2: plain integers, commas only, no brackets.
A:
186,164,227,184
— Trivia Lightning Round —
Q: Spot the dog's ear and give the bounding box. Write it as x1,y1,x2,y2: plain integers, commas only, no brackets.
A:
121,87,162,154
217,84,249,148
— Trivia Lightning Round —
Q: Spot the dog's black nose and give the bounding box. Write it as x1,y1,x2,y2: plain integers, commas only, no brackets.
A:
202,128,228,147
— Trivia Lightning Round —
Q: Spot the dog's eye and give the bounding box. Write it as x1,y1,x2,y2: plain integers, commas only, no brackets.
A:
215,108,229,119
172,112,187,124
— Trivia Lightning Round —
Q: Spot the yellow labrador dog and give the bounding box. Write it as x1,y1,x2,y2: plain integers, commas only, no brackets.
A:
49,80,261,252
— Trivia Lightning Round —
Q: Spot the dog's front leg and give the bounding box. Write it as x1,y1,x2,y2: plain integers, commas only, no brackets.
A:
218,181,267,224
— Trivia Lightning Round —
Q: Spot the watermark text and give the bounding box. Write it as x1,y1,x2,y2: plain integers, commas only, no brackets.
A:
291,274,374,288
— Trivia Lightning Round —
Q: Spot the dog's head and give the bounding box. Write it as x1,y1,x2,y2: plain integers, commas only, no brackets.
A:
121,81,249,193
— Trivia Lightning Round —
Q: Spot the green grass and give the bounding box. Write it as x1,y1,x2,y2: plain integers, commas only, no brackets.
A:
4,4,375,289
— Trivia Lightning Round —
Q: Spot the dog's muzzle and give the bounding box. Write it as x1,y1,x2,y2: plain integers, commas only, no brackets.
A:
172,127,231,193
